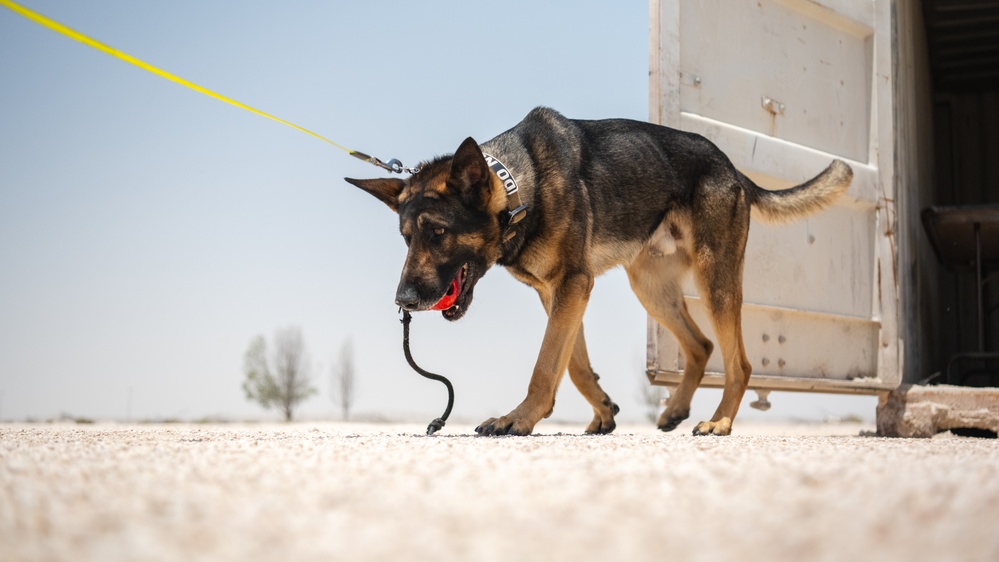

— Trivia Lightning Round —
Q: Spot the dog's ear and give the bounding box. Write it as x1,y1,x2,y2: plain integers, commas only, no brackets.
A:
448,137,490,210
344,177,405,212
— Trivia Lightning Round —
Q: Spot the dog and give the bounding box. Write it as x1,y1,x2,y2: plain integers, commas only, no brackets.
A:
346,107,852,436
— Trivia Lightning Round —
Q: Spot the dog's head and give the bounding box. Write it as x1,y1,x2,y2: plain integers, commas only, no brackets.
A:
345,137,509,321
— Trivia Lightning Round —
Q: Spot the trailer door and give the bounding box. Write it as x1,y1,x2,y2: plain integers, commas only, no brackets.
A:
647,0,900,394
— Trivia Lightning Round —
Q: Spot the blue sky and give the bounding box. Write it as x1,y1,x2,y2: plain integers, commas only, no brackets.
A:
0,0,875,426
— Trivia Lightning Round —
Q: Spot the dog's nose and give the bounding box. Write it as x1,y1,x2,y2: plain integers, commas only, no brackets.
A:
395,285,421,311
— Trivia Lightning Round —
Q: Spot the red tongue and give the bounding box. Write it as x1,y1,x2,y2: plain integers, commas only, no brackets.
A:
430,276,460,311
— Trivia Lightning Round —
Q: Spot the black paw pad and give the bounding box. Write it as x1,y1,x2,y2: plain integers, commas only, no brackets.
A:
658,417,685,432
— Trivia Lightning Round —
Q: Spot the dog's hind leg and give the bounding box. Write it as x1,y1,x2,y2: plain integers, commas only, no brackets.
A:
691,256,753,436
625,253,713,432
567,326,619,434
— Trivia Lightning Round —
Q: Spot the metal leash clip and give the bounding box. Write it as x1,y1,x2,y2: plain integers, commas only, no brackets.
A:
351,151,420,175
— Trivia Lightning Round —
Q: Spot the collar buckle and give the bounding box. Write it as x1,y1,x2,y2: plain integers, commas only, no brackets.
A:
506,204,527,226
502,204,528,242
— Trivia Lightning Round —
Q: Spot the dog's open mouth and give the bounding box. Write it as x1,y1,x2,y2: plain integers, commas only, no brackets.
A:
430,264,468,320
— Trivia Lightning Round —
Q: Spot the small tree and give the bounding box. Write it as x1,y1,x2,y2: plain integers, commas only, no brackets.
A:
331,339,355,421
242,326,317,421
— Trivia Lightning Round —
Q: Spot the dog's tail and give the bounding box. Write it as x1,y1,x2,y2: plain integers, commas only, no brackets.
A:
744,160,853,224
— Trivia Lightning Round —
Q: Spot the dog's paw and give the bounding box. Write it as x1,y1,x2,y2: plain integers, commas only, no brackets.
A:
475,416,535,436
585,418,616,434
584,400,619,434
657,409,689,432
692,419,732,436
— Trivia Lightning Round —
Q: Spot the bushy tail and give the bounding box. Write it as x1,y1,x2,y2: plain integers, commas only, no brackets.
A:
745,160,853,224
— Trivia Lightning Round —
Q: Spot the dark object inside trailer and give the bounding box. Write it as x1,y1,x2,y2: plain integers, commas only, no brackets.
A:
918,0,999,385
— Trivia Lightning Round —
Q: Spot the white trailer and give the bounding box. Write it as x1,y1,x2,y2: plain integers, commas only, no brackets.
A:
645,0,999,434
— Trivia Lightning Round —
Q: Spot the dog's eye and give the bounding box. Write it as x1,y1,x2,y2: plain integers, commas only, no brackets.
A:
433,227,445,237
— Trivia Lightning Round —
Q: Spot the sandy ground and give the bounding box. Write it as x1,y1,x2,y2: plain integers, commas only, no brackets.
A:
2,421,998,562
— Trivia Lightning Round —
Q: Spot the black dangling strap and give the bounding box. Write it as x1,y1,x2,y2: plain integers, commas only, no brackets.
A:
401,310,454,435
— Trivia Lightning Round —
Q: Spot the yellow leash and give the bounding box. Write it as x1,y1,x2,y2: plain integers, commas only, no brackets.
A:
0,0,412,173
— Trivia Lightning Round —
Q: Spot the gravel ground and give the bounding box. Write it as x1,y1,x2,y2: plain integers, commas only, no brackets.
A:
2,421,998,562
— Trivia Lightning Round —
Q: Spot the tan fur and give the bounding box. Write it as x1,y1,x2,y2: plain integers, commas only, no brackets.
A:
486,173,511,216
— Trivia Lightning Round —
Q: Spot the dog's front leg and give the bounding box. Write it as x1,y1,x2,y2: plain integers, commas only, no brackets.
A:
476,273,593,436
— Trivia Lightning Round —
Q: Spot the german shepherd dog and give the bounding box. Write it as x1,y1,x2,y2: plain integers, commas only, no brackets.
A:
347,107,851,436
